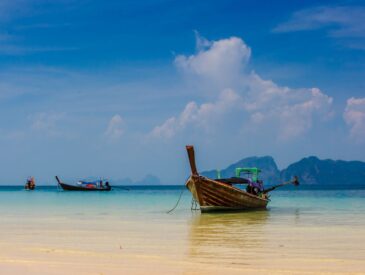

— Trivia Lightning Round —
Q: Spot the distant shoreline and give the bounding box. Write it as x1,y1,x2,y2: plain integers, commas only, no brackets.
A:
0,184,364,190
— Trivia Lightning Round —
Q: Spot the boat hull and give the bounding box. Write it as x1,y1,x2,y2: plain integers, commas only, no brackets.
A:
186,175,269,213
59,182,111,191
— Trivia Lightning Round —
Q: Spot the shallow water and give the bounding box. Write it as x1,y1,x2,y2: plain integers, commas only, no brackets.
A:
0,186,364,274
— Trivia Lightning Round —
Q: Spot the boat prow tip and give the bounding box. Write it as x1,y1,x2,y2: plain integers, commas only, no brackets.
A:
186,145,199,176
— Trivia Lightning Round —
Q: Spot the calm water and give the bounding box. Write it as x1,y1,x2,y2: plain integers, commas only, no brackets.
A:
0,186,364,274
0,185,364,217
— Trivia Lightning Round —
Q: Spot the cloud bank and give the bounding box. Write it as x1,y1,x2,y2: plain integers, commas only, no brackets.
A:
151,36,333,141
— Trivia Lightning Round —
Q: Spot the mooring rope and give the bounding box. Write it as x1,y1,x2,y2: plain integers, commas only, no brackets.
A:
191,197,199,211
166,187,185,214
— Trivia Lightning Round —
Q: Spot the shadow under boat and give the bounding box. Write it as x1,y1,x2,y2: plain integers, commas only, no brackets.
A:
55,176,111,191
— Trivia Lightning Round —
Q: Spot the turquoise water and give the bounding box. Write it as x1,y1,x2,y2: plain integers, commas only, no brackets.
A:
0,186,364,221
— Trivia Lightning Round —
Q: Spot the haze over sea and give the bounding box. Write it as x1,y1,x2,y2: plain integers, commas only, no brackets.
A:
0,186,364,274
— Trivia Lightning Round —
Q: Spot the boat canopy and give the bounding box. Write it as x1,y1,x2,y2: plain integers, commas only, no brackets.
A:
216,177,251,185
235,167,261,182
78,180,100,185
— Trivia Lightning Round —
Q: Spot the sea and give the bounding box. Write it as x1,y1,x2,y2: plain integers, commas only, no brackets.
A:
0,185,364,274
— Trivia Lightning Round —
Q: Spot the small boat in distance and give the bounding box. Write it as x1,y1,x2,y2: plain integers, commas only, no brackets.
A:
185,145,299,213
25,177,36,190
55,176,111,191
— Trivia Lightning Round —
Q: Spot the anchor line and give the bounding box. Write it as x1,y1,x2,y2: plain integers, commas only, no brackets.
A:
166,176,190,214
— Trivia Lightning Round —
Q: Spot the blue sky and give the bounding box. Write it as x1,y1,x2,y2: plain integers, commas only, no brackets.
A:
0,0,364,184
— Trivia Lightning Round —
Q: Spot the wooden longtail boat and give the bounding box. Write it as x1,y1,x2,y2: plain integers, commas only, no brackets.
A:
185,146,299,213
55,176,111,191
25,177,36,190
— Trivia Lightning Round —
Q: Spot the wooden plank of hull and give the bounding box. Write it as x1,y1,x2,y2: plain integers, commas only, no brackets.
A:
186,175,268,212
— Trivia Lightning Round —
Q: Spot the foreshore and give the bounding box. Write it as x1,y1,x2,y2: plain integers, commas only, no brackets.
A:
1,213,364,274
0,189,364,274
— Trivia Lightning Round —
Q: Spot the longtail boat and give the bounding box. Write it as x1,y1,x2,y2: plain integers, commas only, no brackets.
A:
185,146,299,213
25,177,36,190
55,176,111,191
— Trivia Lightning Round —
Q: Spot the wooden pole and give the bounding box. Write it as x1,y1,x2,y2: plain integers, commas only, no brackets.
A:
263,176,299,194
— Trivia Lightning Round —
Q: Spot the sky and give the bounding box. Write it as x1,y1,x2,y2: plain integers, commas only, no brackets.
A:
0,0,364,184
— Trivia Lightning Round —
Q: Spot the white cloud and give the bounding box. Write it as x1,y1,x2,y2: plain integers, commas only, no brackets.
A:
174,36,251,87
105,114,124,140
244,74,333,139
274,6,365,36
273,6,365,49
344,97,365,141
151,89,242,138
151,36,333,141
0,45,78,56
30,112,64,136
0,1,79,56
194,30,212,51
0,0,80,22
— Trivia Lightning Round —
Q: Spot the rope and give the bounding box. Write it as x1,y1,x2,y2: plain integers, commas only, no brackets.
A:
191,197,199,211
166,186,186,214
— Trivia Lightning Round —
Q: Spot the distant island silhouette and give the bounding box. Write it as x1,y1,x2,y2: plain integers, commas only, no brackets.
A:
201,156,365,187
109,156,365,187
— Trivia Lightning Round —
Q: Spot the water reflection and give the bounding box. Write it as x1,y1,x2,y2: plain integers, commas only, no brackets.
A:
188,210,270,265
